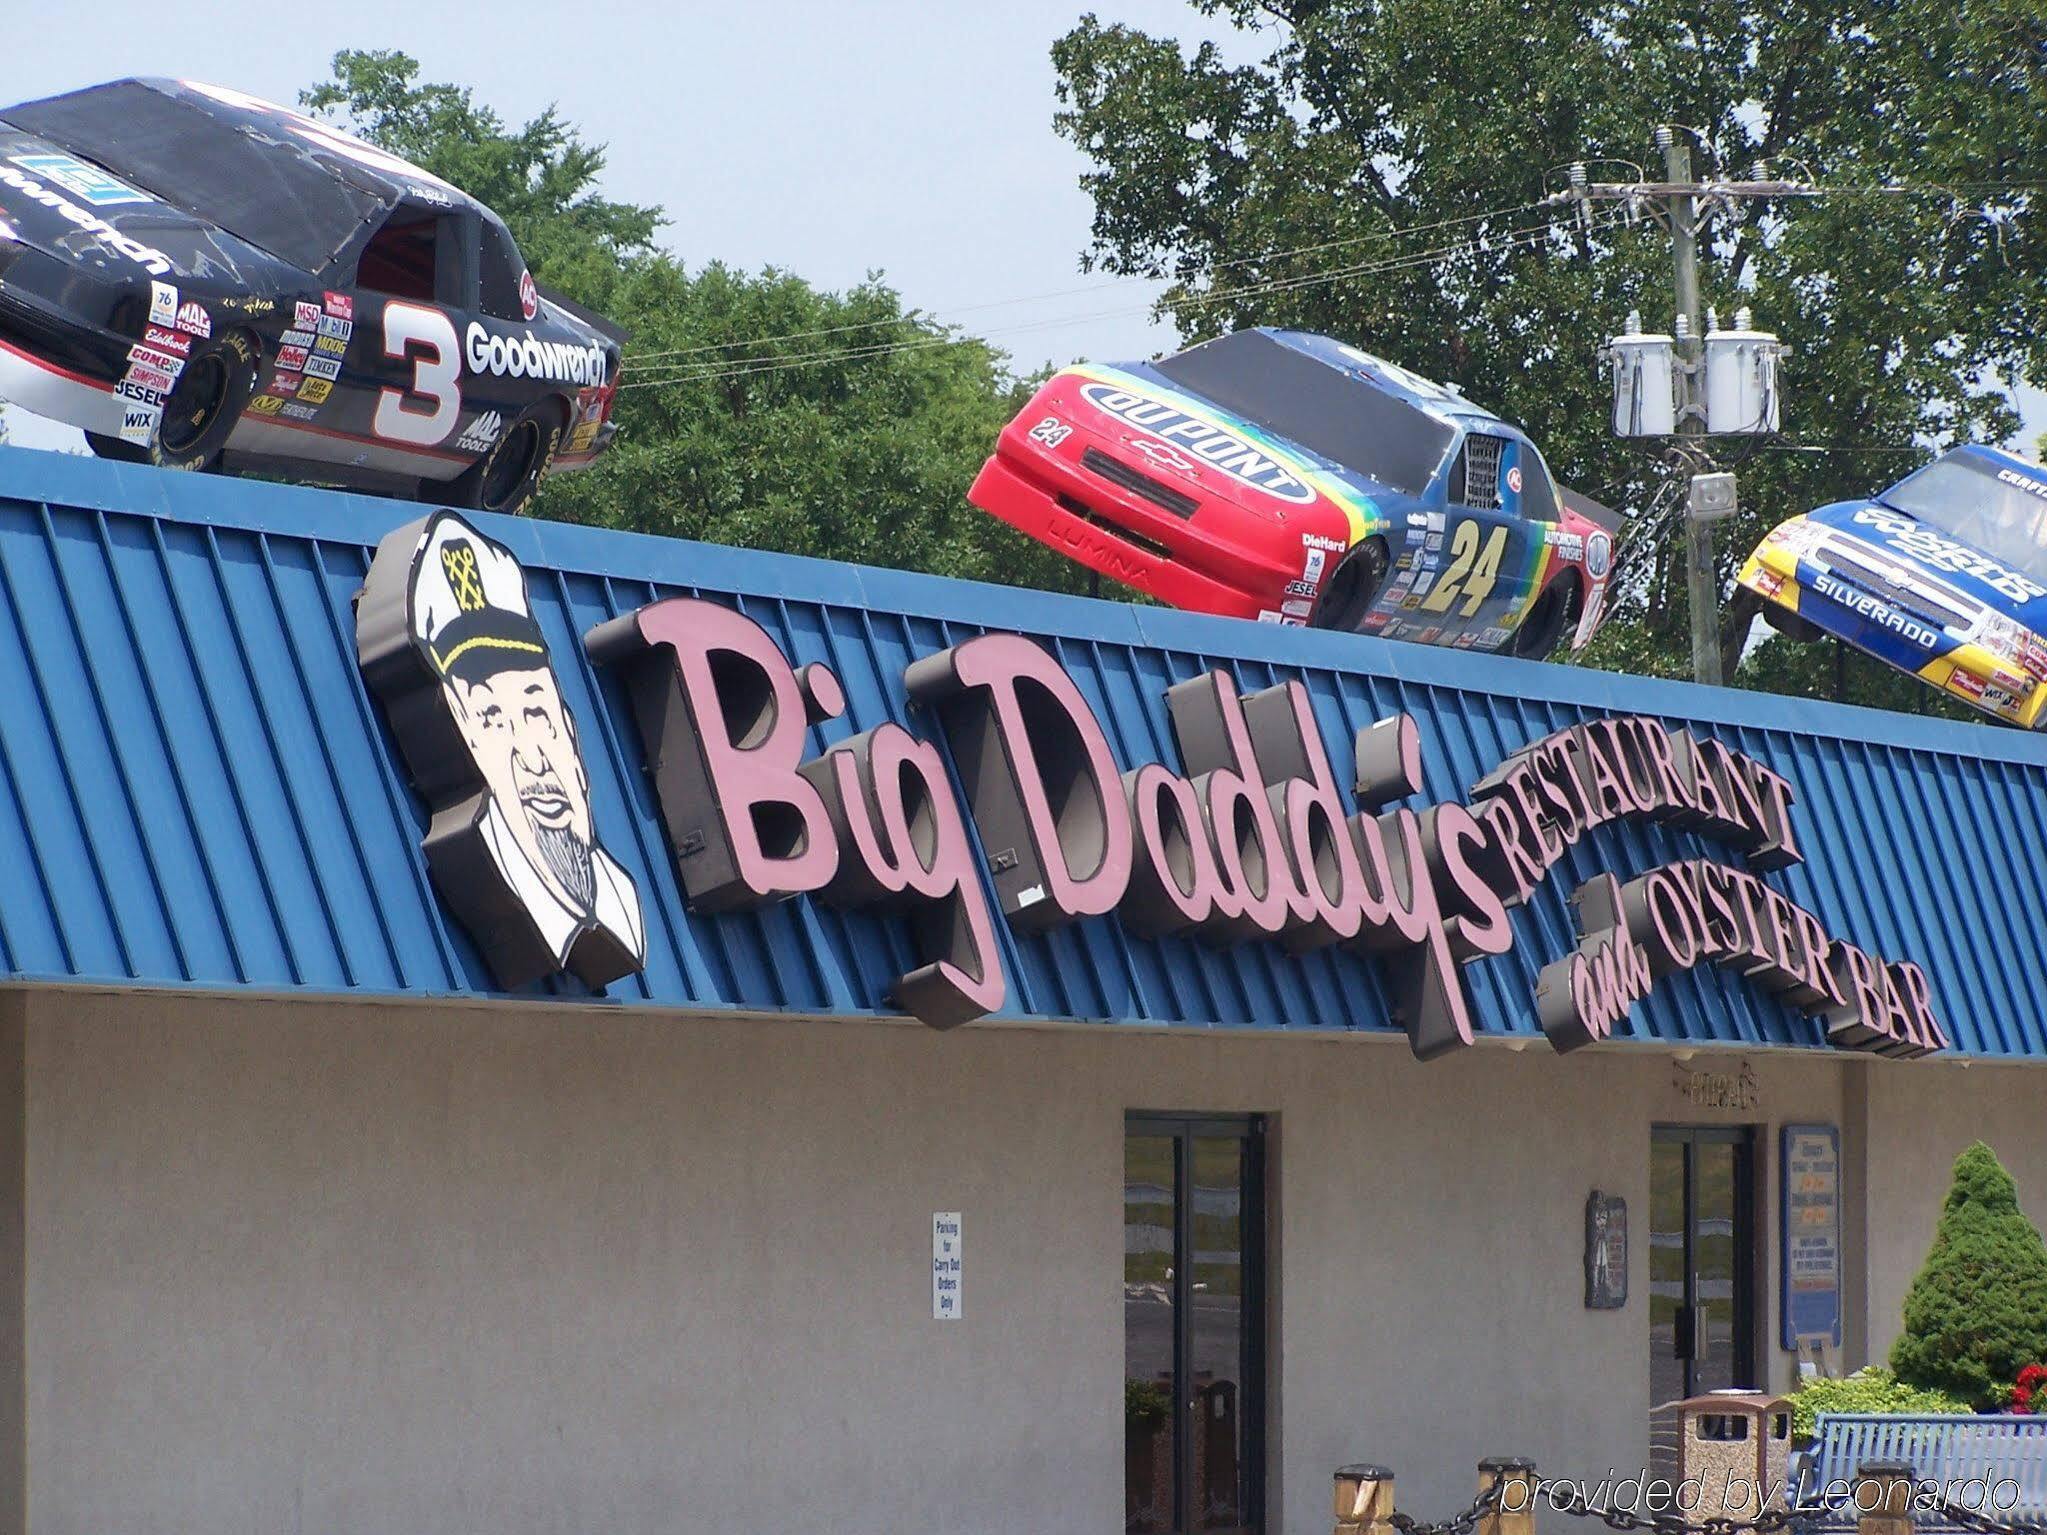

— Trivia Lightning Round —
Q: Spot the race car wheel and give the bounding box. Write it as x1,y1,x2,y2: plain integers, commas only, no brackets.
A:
150,331,257,472
1510,577,1579,661
450,401,563,516
1762,604,1825,644
1310,538,1390,633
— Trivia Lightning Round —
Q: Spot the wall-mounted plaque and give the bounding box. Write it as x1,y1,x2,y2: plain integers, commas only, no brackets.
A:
1585,1191,1627,1309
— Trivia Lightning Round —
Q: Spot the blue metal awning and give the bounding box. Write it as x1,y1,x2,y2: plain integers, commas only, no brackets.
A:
0,444,2041,1057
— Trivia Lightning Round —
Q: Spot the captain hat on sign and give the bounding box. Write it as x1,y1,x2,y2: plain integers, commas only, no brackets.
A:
408,512,548,683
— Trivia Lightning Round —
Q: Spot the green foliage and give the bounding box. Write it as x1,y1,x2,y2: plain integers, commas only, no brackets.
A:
1890,1143,2047,1408
1126,1376,1171,1435
535,259,1081,588
301,49,660,277
299,51,1080,592
1051,1,2047,695
1786,1367,1972,1442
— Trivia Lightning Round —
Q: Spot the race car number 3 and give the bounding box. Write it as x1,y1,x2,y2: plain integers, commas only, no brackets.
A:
375,301,462,446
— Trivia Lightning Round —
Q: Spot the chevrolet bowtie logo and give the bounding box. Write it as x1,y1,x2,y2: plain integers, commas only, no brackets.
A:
442,542,485,613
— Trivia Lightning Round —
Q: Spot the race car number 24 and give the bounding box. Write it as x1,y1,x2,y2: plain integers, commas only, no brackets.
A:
1419,518,1508,619
374,301,462,447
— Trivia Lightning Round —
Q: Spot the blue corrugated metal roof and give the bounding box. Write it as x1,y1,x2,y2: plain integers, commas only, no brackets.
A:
1,444,2042,1057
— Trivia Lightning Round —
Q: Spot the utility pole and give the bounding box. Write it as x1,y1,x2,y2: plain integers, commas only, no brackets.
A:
1569,136,1797,687
1660,127,1722,686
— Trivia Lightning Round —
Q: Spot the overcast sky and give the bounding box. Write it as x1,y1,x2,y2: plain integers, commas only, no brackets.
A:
2,0,2040,456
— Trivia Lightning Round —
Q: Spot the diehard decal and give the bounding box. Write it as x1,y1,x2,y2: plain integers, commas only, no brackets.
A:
357,511,646,990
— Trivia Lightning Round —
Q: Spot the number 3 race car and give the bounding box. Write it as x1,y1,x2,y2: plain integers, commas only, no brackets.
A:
0,78,622,515
1739,444,2047,728
969,327,1620,659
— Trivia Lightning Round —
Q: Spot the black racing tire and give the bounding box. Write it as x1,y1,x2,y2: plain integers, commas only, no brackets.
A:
1762,603,1826,644
1511,577,1580,661
1310,537,1391,633
149,331,258,472
84,430,149,464
446,399,565,516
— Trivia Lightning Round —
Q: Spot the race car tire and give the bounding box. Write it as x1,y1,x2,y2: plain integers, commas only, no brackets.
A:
1510,577,1580,661
150,331,258,473
1761,604,1825,644
1310,537,1391,633
448,399,564,516
84,430,149,465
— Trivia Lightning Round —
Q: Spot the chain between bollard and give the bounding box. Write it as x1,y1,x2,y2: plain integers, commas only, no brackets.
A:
1529,1474,1814,1535
1940,1502,2047,1535
1388,1475,1506,1535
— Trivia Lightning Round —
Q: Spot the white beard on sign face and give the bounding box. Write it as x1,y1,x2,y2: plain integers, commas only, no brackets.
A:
534,820,595,915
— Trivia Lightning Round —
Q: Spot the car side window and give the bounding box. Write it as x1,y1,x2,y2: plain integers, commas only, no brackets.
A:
478,219,528,322
356,206,470,308
1518,448,1560,522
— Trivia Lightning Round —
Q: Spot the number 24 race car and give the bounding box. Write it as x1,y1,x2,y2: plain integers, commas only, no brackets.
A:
0,77,623,515
1739,444,2047,728
969,327,1620,659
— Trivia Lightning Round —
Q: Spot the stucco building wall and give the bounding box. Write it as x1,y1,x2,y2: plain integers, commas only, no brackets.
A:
11,989,2043,1534
1860,1061,2047,1371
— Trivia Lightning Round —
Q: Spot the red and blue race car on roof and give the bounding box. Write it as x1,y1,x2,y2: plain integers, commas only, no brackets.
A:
1739,443,2047,728
969,327,1619,659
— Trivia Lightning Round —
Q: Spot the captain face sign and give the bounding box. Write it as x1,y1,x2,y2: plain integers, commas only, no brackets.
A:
358,511,645,990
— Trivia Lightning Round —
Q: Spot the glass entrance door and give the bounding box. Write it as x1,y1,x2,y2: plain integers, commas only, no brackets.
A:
1125,1114,1265,1535
1650,1126,1757,1406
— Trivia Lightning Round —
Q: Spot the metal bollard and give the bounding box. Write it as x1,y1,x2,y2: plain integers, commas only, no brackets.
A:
1336,1464,1395,1535
1855,1460,1917,1535
1480,1457,1538,1535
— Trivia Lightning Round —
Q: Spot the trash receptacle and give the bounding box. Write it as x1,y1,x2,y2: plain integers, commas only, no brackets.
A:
1660,1390,1793,1520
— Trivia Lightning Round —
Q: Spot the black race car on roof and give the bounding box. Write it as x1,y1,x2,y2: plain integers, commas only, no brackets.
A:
0,77,623,514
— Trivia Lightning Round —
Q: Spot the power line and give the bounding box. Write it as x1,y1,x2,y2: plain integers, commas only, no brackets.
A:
619,196,1559,369
619,175,2044,384
619,216,1600,390
618,212,1624,392
1751,442,1937,456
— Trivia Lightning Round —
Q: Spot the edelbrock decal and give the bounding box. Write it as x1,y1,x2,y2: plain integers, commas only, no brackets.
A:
464,322,607,386
1078,382,1316,504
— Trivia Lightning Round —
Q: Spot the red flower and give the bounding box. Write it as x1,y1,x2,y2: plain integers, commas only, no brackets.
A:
2011,1364,2047,1413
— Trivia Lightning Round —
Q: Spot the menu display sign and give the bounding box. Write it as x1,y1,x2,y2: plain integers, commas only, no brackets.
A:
1781,1123,1843,1348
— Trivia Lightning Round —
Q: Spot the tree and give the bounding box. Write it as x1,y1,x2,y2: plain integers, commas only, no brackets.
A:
301,52,1078,591
1050,2,2047,693
1890,1142,2047,1408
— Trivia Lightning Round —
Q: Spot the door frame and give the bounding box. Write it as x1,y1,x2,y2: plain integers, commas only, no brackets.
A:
1126,1111,1268,1534
1652,1123,1759,1400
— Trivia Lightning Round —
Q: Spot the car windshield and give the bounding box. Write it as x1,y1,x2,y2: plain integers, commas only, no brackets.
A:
8,81,388,273
1152,330,1455,495
1881,455,2047,588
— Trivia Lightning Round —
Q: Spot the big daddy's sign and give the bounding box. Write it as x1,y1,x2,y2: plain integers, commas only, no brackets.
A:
359,527,1945,1058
